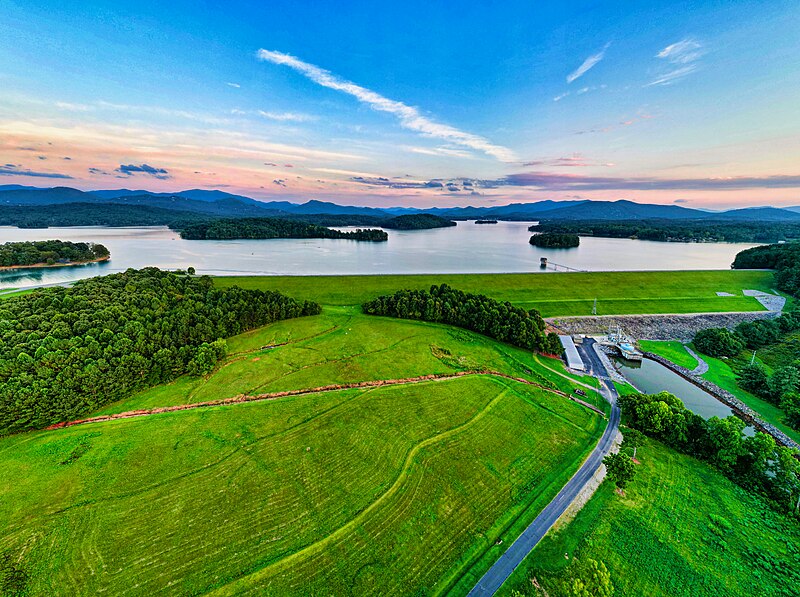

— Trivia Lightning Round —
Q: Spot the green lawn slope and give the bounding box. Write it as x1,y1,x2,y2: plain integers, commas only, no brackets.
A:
0,376,603,596
500,438,800,597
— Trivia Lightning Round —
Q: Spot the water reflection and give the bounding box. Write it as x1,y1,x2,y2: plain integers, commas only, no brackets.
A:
0,222,759,290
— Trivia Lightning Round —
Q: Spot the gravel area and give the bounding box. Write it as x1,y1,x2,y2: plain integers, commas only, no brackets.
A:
743,289,786,312
548,312,781,342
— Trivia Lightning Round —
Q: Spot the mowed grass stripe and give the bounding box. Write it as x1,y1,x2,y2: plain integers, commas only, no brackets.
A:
0,376,601,595
213,270,775,316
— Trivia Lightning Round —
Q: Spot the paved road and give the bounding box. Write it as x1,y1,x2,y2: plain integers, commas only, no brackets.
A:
468,339,620,596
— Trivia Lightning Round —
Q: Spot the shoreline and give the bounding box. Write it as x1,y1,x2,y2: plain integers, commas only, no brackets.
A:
0,256,110,271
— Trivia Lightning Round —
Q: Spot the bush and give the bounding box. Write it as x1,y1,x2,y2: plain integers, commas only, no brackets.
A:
693,328,744,358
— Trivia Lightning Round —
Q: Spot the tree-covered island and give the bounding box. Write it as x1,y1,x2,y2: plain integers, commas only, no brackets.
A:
175,217,388,241
529,232,580,248
0,240,110,268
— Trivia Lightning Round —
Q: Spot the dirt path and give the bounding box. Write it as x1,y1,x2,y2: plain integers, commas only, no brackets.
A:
45,371,605,431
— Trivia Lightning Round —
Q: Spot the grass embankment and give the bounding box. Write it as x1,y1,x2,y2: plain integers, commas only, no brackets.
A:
500,438,800,597
97,307,606,415
214,270,773,317
0,375,603,596
700,353,800,445
638,340,698,370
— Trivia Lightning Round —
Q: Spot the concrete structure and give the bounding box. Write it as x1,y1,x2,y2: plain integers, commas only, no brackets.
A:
558,334,586,371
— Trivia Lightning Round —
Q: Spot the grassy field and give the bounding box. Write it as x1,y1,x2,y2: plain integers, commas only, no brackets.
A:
638,340,699,370
214,270,773,317
97,307,607,415
500,438,800,597
0,374,603,596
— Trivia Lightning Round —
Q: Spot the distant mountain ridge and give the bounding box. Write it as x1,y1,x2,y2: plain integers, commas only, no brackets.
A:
1,185,799,223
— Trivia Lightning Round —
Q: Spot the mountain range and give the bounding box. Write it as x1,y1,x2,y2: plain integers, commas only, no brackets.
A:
1,185,799,223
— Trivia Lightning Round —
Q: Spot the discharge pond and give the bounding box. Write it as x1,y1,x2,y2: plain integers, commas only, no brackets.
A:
0,222,758,290
616,357,755,433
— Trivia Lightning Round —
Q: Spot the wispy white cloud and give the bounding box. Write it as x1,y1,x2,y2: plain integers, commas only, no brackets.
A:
648,38,704,86
553,92,570,102
645,65,699,87
404,145,474,158
656,38,704,64
226,82,241,88
566,43,610,84
256,49,516,162
257,110,316,122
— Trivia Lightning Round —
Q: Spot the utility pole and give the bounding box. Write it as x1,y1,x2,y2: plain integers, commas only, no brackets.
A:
751,350,757,365
592,298,597,316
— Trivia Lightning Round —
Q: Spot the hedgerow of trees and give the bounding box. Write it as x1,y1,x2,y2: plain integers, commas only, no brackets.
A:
176,217,388,241
619,391,800,515
693,328,745,358
362,284,564,354
0,240,109,267
529,233,580,249
0,268,321,434
733,241,800,296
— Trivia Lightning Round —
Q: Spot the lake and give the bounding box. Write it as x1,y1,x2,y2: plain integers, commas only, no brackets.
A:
0,221,758,290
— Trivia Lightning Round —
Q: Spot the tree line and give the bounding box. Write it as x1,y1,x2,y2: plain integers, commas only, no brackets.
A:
620,391,800,515
0,240,109,267
362,284,564,354
529,232,580,248
175,217,388,241
0,268,321,434
530,220,800,244
733,241,800,296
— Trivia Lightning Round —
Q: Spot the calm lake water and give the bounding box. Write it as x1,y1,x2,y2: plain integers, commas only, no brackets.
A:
0,221,758,290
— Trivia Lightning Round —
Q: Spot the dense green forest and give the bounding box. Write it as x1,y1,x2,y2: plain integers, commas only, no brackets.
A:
529,232,580,248
620,391,800,514
174,218,388,241
362,284,563,354
733,242,800,296
380,214,457,230
0,240,109,267
0,268,321,434
530,220,800,243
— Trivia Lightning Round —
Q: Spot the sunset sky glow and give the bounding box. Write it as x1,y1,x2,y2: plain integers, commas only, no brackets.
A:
1,0,799,208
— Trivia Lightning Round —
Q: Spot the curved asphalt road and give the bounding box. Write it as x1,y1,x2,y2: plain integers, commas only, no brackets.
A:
468,339,620,596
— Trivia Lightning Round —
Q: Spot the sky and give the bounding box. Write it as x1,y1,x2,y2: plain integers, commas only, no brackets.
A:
0,0,799,209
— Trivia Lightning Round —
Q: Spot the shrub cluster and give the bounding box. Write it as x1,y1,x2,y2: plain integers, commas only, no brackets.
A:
0,268,321,434
362,284,563,354
0,240,109,267
620,392,800,514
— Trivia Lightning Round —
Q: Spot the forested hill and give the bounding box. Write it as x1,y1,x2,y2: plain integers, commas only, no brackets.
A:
174,218,388,241
0,268,321,434
380,214,457,230
0,240,109,267
733,242,800,296
530,219,800,244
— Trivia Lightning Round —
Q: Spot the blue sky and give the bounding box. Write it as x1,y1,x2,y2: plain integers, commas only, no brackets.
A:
1,0,798,207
